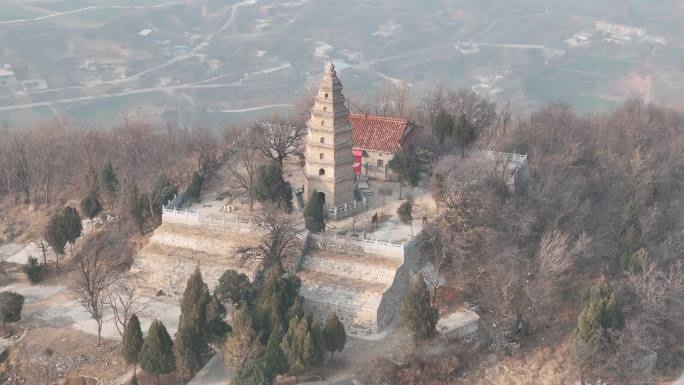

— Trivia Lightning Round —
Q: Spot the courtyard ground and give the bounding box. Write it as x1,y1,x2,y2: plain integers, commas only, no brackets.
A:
0,236,182,384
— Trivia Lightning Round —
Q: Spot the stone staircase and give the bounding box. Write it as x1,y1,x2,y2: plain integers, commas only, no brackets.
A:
137,222,261,296
297,247,406,334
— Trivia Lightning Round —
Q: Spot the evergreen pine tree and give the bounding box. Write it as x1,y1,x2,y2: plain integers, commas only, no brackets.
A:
139,320,175,385
206,295,231,343
232,359,270,385
309,320,326,366
178,268,211,369
577,282,625,348
302,325,316,367
97,160,119,200
304,190,325,232
80,189,102,219
174,325,201,381
263,325,286,377
187,172,203,200
388,150,421,199
22,256,43,283
0,292,24,336
128,185,146,235
280,315,315,373
286,296,304,321
62,206,82,251
253,162,293,212
257,267,289,333
280,316,302,372
432,109,454,143
122,314,144,378
150,175,178,215
401,273,439,342
322,313,347,360
453,113,479,157
44,211,67,268
179,268,211,339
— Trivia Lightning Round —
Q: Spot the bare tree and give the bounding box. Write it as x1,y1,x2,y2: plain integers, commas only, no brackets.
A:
41,347,54,385
627,259,684,345
257,120,305,168
352,82,414,119
238,205,303,269
37,238,49,266
190,125,219,175
227,132,262,211
421,223,455,304
70,248,125,346
104,269,150,338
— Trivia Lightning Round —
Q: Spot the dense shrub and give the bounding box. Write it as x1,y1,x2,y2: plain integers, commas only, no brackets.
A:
22,256,43,283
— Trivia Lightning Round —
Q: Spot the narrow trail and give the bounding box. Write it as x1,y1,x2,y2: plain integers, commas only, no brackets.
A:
467,8,551,43
206,104,295,113
0,1,187,25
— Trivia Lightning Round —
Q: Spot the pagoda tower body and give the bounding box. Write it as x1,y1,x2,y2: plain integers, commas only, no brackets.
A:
304,62,355,208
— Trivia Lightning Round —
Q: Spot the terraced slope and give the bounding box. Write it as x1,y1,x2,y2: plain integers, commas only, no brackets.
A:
137,222,261,296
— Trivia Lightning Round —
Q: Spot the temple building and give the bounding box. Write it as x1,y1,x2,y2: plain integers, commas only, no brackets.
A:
303,62,420,211
349,113,419,181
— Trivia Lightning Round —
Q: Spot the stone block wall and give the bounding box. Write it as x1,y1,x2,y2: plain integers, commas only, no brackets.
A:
300,276,382,333
375,237,421,329
297,235,421,335
301,253,400,286
136,222,261,296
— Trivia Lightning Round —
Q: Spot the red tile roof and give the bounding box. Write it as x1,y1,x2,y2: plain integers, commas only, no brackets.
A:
349,113,417,153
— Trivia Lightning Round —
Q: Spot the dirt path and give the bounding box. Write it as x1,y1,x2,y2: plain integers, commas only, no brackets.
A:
188,353,233,385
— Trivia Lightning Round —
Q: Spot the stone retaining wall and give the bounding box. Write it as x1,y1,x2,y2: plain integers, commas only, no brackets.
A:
136,222,260,296
300,281,382,333
375,237,421,329
300,254,399,286
298,235,421,334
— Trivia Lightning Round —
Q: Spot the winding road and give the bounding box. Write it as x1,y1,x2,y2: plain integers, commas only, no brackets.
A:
0,0,293,115
0,1,188,25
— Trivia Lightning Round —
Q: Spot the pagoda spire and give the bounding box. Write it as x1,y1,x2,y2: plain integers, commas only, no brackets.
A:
303,62,355,208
